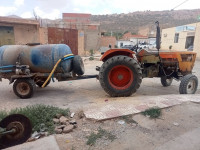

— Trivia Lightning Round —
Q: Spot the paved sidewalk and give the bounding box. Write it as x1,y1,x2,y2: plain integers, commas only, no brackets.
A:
84,94,200,120
5,135,60,150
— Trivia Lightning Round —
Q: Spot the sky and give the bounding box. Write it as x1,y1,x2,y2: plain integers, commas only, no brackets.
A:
0,0,200,19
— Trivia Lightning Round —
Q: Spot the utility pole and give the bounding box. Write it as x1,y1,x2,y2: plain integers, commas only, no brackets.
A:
171,0,189,11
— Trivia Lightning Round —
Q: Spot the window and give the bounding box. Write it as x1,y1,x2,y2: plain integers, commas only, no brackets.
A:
185,36,195,49
174,33,179,43
120,42,123,47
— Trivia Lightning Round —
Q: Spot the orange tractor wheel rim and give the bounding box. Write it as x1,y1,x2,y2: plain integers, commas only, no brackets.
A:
108,65,133,90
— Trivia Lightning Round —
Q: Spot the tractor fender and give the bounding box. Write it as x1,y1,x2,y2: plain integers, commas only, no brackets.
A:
100,49,135,62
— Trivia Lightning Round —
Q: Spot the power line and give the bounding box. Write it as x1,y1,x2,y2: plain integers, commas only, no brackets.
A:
171,0,189,11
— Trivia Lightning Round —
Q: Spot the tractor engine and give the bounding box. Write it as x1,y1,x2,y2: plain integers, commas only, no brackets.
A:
142,63,159,78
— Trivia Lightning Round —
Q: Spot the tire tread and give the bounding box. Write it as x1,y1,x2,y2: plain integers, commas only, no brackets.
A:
99,55,142,97
13,78,36,99
179,74,198,94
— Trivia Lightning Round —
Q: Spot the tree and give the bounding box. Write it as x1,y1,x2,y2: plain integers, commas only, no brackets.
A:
123,30,129,34
33,10,38,20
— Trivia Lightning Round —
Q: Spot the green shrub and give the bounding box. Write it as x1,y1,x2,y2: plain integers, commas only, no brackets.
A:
90,49,94,56
86,127,116,146
89,56,94,61
142,107,161,119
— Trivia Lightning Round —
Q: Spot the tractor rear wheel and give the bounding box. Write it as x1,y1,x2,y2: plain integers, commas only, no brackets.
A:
99,55,142,97
13,79,36,99
161,76,173,87
179,74,198,94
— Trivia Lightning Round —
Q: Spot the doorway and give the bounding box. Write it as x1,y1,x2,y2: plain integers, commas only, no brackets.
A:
0,26,15,46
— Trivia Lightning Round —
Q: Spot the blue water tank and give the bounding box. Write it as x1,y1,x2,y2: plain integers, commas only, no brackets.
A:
0,44,73,73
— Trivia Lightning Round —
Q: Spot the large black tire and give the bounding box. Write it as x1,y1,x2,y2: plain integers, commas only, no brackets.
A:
72,55,85,75
0,114,32,149
99,55,142,97
179,74,198,94
13,79,36,99
161,76,173,87
36,78,50,87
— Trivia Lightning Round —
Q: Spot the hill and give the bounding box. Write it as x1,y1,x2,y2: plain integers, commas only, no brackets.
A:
91,9,200,35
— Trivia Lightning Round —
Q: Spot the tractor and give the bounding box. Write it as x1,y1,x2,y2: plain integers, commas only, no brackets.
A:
0,22,198,98
98,21,198,96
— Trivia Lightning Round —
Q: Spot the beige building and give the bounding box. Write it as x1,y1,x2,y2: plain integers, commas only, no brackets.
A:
161,22,200,57
62,13,101,52
0,16,85,56
0,16,40,46
100,36,116,48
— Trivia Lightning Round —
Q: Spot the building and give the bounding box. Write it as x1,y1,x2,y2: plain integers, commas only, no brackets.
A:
129,35,149,45
62,13,101,52
118,33,150,48
161,22,200,57
100,36,116,48
0,16,39,46
138,25,156,37
83,23,101,52
0,16,84,55
63,13,91,25
46,27,84,55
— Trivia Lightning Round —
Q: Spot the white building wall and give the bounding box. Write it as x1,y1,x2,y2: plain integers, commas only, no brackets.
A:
117,40,133,48
193,23,200,57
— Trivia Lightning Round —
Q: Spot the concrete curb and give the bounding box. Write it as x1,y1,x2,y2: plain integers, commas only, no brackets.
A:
5,135,60,150
84,94,200,121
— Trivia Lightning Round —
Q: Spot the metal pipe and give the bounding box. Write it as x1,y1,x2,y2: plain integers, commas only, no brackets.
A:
0,129,16,136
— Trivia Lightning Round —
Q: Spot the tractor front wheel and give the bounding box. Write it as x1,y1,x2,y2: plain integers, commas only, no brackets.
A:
99,55,142,97
179,74,198,94
161,76,173,87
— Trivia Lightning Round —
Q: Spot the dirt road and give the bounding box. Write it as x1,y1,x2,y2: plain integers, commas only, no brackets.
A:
0,58,200,111
55,102,200,150
2,57,200,150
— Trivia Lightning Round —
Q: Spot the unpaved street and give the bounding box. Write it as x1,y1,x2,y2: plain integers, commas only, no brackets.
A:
0,57,200,111
2,57,200,150
55,102,200,150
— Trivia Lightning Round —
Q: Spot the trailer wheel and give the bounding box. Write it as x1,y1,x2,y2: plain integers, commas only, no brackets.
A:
72,55,85,75
99,55,142,97
13,79,36,99
0,114,32,149
36,79,50,87
161,76,173,87
179,74,198,94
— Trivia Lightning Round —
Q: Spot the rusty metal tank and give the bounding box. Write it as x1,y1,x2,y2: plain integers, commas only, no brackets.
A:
0,44,73,73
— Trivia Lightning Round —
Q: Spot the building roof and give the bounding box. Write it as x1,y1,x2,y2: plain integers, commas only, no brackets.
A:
123,32,148,40
117,39,131,41
62,13,91,18
0,16,39,25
